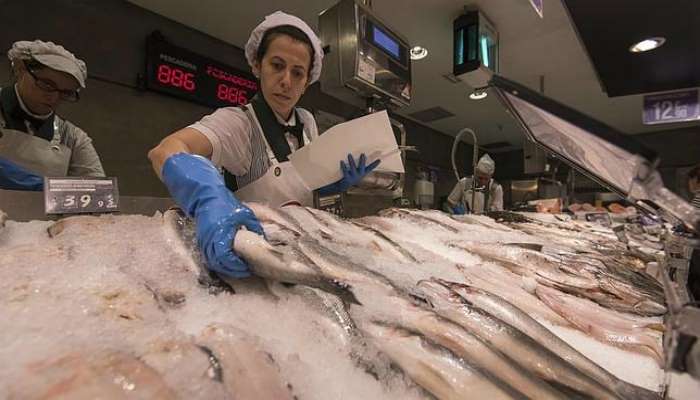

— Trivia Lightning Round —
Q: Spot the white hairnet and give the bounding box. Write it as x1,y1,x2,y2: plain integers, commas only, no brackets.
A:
245,11,324,84
8,40,87,88
476,154,496,176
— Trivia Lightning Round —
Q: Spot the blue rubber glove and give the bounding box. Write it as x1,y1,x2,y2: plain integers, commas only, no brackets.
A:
0,157,43,191
318,153,381,196
452,204,466,215
162,153,264,278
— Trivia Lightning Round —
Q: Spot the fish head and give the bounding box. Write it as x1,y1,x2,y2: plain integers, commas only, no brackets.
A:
435,278,483,300
415,279,470,309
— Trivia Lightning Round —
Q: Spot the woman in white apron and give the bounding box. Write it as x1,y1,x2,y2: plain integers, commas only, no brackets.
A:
447,154,503,214
148,12,379,279
0,40,104,190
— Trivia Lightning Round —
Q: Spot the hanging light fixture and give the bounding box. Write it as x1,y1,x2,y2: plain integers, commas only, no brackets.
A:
629,37,666,53
410,46,428,60
469,89,487,100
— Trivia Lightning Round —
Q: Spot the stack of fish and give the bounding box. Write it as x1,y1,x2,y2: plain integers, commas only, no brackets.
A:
0,204,666,399
234,204,666,399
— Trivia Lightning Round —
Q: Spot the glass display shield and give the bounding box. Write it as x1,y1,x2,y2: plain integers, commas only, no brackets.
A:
490,75,700,231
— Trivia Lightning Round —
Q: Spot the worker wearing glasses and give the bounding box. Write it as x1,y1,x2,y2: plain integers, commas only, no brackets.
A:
0,40,104,191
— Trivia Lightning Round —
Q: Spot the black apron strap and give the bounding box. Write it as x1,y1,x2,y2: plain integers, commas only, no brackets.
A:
484,180,492,211
223,169,238,191
249,94,304,162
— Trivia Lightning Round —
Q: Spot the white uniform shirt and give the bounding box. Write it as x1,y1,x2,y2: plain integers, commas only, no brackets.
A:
448,176,504,212
188,106,319,176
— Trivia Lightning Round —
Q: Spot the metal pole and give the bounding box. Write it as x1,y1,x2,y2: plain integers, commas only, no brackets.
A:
390,117,407,198
451,128,479,213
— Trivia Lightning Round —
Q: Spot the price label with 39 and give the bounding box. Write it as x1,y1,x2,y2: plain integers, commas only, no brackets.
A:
44,177,120,215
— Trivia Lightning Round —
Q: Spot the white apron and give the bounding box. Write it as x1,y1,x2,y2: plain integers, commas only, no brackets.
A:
465,190,486,214
233,105,313,207
0,109,71,177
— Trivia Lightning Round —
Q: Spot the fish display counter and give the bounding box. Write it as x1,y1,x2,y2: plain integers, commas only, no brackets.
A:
0,202,675,399
1,75,699,398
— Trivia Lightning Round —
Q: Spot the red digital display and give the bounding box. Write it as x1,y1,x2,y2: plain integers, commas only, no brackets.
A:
146,36,258,108
156,64,195,92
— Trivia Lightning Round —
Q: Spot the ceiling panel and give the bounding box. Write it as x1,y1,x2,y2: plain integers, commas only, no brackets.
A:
563,0,700,97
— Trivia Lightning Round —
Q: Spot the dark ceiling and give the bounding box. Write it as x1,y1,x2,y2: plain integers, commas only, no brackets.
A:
563,0,700,97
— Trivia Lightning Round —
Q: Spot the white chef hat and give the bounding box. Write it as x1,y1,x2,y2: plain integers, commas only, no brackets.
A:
8,40,87,88
245,11,324,84
476,154,496,176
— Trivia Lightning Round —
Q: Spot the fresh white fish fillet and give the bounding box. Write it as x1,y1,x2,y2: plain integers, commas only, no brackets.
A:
458,263,571,326
512,222,622,254
379,208,458,232
454,240,665,317
277,205,337,239
233,229,353,299
350,284,568,400
247,202,302,236
353,215,570,326
443,279,662,400
453,241,600,290
363,322,522,400
416,279,621,400
271,206,418,265
0,205,665,399
197,324,296,400
296,235,399,296
306,207,419,263
7,350,176,400
536,285,664,365
139,339,230,398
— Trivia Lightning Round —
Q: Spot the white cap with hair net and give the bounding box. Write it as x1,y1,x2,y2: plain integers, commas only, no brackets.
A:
8,40,88,88
245,11,324,84
476,154,496,176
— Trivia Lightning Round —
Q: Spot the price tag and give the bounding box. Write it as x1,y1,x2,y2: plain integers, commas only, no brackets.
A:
584,212,612,227
643,89,700,125
44,177,120,215
357,56,376,84
314,192,344,217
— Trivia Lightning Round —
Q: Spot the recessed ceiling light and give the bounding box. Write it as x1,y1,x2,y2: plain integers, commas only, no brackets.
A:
410,46,428,60
629,37,666,53
469,90,488,100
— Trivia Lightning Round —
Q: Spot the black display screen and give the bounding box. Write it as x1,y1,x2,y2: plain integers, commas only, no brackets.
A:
145,35,258,108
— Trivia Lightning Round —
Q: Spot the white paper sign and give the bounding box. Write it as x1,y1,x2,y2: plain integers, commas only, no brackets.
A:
357,57,376,84
289,110,404,190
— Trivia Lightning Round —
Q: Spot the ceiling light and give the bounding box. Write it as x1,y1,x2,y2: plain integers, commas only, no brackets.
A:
469,90,487,100
410,46,428,60
629,37,666,53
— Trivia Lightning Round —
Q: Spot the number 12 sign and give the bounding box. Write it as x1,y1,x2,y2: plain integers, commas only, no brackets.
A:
643,89,700,125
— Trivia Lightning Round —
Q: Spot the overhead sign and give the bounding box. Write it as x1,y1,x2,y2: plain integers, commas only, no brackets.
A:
643,89,700,125
44,177,119,215
529,0,543,18
145,34,258,108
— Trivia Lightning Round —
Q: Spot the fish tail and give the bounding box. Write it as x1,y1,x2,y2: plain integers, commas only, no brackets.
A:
614,381,662,400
